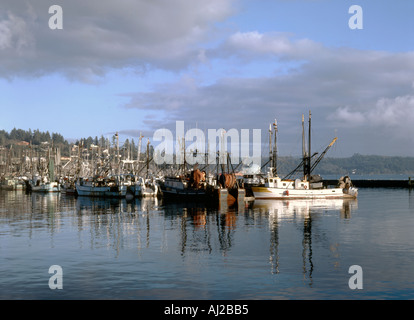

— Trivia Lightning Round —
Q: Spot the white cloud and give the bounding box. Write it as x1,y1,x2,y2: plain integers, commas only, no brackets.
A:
329,107,365,126
0,11,34,53
228,31,321,57
331,95,414,132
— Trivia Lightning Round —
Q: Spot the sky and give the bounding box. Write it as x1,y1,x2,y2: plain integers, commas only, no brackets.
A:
1,0,414,158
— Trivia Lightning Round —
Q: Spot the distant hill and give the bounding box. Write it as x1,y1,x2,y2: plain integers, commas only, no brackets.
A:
275,154,414,176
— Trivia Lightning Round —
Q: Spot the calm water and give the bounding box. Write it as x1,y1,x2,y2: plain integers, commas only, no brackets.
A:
1,187,414,300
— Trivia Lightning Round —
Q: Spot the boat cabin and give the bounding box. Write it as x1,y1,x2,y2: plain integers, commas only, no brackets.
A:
265,176,310,190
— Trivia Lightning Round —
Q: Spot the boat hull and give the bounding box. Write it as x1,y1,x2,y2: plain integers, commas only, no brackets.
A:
134,179,159,198
160,177,207,199
75,184,127,198
137,187,158,197
31,182,60,192
161,187,207,198
252,186,358,200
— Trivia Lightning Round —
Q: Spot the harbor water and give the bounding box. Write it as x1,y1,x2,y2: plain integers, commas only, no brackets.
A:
1,187,414,300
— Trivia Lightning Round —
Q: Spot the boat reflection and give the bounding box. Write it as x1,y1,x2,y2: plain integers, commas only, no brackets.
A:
251,198,358,220
250,198,358,285
161,198,239,255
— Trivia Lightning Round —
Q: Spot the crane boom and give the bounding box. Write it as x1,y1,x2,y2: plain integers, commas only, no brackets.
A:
310,137,337,173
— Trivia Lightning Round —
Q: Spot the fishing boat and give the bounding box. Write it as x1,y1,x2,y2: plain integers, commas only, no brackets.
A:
61,177,77,195
159,169,208,198
30,175,61,192
75,175,127,198
30,153,61,193
135,176,159,198
132,139,160,198
0,177,26,191
252,112,358,200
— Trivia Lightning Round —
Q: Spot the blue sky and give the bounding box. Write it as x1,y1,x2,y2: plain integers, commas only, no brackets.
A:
1,0,414,157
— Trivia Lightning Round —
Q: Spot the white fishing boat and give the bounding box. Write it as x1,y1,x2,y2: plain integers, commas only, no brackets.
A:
75,175,127,198
252,175,357,199
30,175,61,192
30,147,61,193
252,112,358,200
135,177,159,198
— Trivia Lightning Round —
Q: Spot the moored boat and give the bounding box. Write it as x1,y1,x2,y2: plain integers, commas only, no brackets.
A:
252,112,358,200
159,170,208,198
0,177,26,191
252,175,358,200
30,175,61,192
135,176,159,198
75,175,127,198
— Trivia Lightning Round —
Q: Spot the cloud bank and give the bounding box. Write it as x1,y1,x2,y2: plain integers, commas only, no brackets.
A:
0,0,235,80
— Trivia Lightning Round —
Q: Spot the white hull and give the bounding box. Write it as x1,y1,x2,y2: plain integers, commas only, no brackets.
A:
252,186,358,200
76,183,127,197
136,186,158,197
134,178,159,198
31,181,61,193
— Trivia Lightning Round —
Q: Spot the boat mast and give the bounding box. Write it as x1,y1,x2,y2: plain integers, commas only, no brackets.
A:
308,110,311,181
146,138,150,178
272,119,277,176
137,132,143,174
268,123,272,173
302,114,307,180
302,111,312,181
268,119,278,177
116,132,120,176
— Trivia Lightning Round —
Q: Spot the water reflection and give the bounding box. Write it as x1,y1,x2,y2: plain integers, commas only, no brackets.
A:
4,188,414,299
252,198,358,220
251,198,358,286
161,199,241,256
409,188,414,209
1,190,359,290
1,191,358,261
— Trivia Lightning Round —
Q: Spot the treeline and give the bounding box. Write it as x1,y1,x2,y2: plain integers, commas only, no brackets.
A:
0,128,148,159
74,135,151,159
320,154,414,175
276,154,414,176
0,128,66,146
